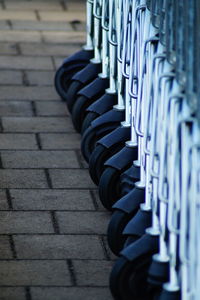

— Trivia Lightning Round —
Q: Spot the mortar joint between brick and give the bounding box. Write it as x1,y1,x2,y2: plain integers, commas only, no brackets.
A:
35,133,42,150
35,10,41,21
89,190,99,211
25,287,32,300
74,149,85,169
6,189,13,209
0,118,4,133
67,259,77,286
44,169,53,189
99,235,111,261
40,32,45,43
51,56,57,71
1,0,5,10
6,20,13,29
9,235,17,259
60,0,67,11
22,71,30,87
0,153,3,169
15,43,22,56
70,21,81,32
31,101,37,116
50,211,60,234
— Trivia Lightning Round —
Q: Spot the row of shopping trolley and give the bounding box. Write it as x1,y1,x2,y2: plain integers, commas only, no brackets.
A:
55,0,200,299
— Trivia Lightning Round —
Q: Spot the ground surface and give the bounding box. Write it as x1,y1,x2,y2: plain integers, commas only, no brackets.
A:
0,0,115,299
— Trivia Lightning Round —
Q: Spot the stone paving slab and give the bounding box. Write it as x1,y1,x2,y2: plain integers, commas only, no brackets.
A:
10,189,95,211
0,260,72,286
31,287,113,300
0,134,38,150
0,0,115,299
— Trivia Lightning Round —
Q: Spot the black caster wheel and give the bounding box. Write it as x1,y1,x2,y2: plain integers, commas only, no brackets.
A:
54,65,83,102
147,259,169,299
71,77,109,132
89,142,125,185
54,49,93,101
107,209,138,256
81,111,100,134
108,193,149,255
81,123,123,163
71,94,93,132
88,126,131,185
99,146,138,210
98,166,122,210
110,234,159,300
81,92,118,134
123,235,139,248
123,209,152,248
66,62,102,113
81,109,125,162
120,164,140,196
110,255,152,300
65,80,85,113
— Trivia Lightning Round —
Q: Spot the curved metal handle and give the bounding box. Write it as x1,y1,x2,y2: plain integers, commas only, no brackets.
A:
129,37,159,98
179,119,194,264
116,0,124,63
108,0,117,46
121,0,132,78
93,0,102,19
101,0,109,30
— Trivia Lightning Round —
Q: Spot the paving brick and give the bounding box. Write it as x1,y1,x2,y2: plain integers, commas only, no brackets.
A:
50,169,96,188
39,11,86,22
0,288,26,300
0,169,48,188
14,235,105,259
0,11,37,21
73,260,114,286
5,1,63,11
0,260,71,286
0,31,41,43
0,55,53,70
12,20,73,31
42,31,85,44
1,150,79,168
26,70,54,86
20,43,81,56
0,101,33,117
56,211,110,234
12,91,56,106
0,42,18,55
35,101,69,116
0,86,59,100
10,189,95,211
31,287,113,300
65,1,86,11
0,20,10,30
0,189,9,210
0,236,12,258
2,117,74,132
0,134,38,149
0,70,23,85
0,211,53,234
40,133,80,150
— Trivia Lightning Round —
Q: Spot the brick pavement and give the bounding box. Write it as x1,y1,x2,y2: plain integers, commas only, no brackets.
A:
0,0,115,299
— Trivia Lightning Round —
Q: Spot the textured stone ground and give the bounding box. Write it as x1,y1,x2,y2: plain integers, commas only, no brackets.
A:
0,0,115,299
